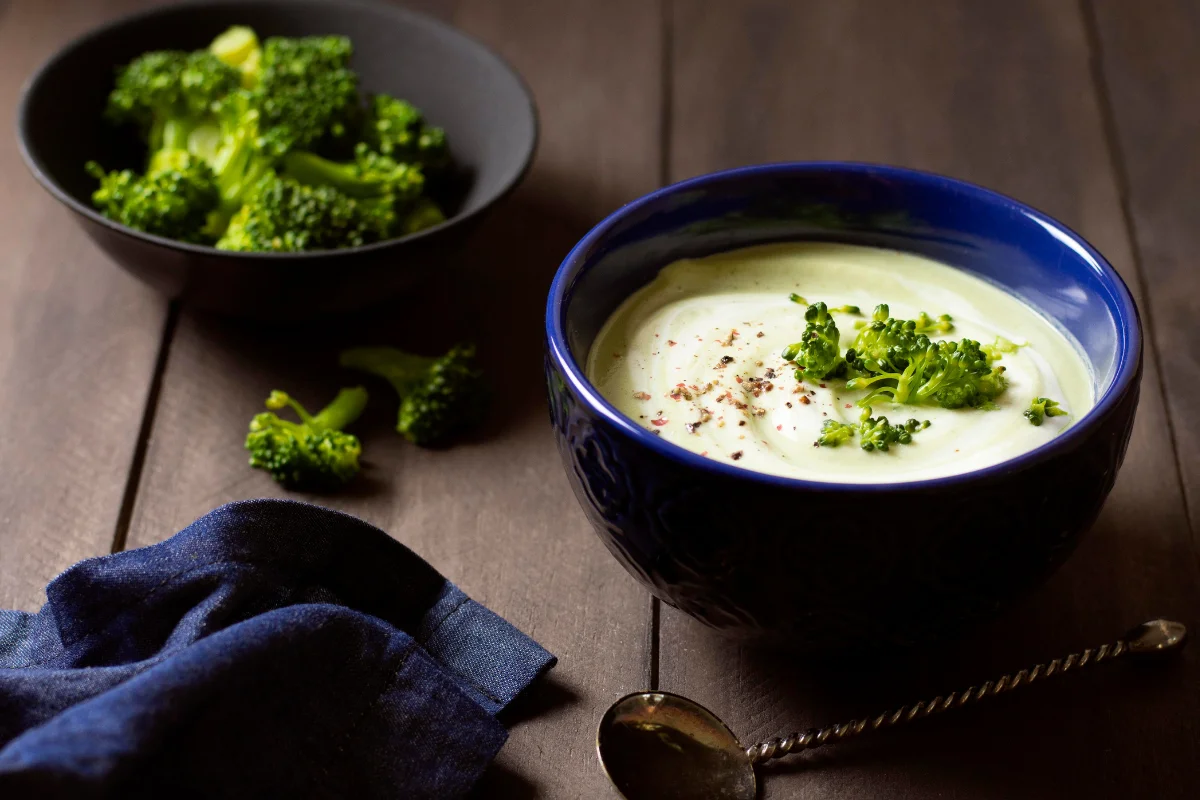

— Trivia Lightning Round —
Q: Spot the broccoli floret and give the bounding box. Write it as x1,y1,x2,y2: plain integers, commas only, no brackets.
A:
848,337,1007,409
847,305,952,368
1024,396,1067,426
400,197,447,234
216,174,393,252
845,305,1007,409
846,304,928,371
912,310,954,335
362,94,449,170
782,301,847,381
245,387,368,488
913,339,1007,408
86,152,219,243
90,29,452,251
252,35,359,157
817,419,856,447
339,344,487,445
106,50,241,155
859,415,928,452
816,413,929,451
280,146,445,237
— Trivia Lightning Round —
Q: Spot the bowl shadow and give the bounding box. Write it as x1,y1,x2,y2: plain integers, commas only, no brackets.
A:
662,501,1199,798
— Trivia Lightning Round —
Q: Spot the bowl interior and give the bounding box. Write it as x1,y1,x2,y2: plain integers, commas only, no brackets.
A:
20,0,535,231
555,164,1136,410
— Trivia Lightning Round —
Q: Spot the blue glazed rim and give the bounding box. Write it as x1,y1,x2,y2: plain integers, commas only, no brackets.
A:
546,162,1142,494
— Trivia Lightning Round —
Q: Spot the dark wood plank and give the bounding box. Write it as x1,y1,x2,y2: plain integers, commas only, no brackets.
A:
1089,0,1200,548
123,0,663,795
662,1,1200,798
0,0,169,611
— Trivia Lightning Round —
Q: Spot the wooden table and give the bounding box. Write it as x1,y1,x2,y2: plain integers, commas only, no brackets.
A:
2,0,1198,796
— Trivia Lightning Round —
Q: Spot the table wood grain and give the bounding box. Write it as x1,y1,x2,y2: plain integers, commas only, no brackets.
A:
0,0,169,611
1,0,1197,797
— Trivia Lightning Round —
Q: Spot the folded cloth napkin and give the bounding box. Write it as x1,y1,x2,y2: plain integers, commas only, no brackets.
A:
0,499,556,799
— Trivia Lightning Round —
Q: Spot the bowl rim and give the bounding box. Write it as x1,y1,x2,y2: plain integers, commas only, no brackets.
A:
15,0,538,260
546,161,1142,493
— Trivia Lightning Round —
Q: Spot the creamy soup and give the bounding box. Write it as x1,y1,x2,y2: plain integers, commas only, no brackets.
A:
587,243,1093,483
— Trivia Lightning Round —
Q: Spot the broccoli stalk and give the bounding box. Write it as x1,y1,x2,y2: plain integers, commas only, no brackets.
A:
282,149,423,199
245,387,368,488
280,146,444,234
1024,396,1068,426
210,25,262,87
339,345,487,445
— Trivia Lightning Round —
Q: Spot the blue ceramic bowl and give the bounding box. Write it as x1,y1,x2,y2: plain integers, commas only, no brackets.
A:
545,163,1141,652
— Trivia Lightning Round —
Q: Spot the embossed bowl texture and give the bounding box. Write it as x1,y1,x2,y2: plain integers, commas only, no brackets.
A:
545,163,1142,652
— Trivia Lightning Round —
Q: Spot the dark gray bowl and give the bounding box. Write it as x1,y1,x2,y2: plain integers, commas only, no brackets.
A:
17,0,537,320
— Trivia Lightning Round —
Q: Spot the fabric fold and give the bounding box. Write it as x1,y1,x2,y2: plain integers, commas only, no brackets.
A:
0,499,556,799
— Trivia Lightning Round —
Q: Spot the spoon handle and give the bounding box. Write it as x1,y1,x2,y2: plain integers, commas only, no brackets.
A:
746,619,1186,765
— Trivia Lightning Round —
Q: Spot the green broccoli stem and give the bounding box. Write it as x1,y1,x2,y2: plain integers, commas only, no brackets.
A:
309,387,369,431
281,151,389,198
338,348,433,395
204,133,275,234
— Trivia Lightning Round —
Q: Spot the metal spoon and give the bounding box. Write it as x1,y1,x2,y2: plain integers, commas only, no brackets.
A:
597,619,1186,800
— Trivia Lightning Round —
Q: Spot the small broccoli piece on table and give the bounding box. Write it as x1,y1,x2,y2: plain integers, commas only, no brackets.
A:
216,174,393,252
339,344,487,445
362,94,450,170
1024,396,1067,426
782,301,847,382
86,152,219,243
246,387,368,489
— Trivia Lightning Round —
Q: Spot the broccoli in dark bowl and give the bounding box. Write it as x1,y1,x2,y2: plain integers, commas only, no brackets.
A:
86,26,454,252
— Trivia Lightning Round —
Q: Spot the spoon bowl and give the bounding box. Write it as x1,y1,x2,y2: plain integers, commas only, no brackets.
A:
597,691,756,800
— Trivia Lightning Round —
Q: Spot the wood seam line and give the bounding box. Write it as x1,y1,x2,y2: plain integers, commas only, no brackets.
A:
1078,0,1199,567
110,302,180,554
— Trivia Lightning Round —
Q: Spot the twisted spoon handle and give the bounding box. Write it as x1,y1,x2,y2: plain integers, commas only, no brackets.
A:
746,619,1186,765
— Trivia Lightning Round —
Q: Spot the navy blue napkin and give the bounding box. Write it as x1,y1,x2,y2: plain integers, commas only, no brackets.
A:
0,499,556,798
